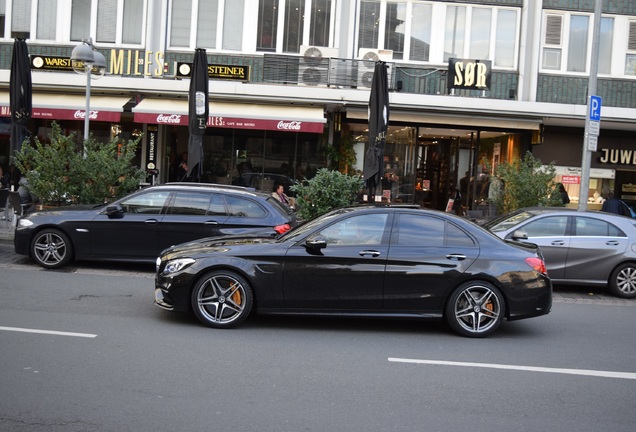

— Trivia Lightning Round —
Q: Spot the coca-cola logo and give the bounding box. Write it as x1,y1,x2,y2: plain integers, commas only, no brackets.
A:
74,110,99,120
277,120,301,130
156,114,182,124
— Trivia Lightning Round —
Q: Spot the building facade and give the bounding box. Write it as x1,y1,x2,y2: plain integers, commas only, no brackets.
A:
0,0,635,211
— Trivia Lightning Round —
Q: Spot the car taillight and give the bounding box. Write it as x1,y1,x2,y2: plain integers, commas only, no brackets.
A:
525,257,547,275
274,224,291,234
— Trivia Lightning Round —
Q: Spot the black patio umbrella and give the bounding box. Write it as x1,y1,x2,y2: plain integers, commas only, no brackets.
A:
362,61,390,201
9,38,32,158
186,48,209,181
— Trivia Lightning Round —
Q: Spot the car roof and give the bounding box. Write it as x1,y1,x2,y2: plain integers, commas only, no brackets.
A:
511,206,632,219
145,182,268,198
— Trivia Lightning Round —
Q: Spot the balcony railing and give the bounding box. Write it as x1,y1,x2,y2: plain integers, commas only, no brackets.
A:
263,54,398,90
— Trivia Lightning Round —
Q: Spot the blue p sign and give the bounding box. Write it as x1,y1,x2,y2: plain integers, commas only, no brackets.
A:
590,95,602,122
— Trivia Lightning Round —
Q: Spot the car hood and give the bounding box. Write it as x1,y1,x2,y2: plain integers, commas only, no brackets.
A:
23,204,106,219
161,235,279,260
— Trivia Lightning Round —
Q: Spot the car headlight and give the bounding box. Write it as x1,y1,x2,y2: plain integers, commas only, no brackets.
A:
17,219,33,227
162,258,196,275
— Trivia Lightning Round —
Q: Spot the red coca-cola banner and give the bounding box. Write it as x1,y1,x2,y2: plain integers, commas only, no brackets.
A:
133,112,324,133
1,105,121,122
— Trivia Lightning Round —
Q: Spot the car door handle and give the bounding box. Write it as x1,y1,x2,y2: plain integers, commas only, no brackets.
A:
606,240,620,246
446,254,466,261
144,219,159,224
551,240,565,245
204,221,219,225
359,250,381,257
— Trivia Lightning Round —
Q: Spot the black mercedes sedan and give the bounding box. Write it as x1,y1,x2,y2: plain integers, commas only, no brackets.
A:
155,205,552,337
14,183,297,269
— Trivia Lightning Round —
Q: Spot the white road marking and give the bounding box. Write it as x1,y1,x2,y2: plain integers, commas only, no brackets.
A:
0,326,97,338
388,358,636,380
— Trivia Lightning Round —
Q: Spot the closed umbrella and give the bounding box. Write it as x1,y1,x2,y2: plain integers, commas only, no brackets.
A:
362,61,390,202
9,38,32,157
187,48,209,180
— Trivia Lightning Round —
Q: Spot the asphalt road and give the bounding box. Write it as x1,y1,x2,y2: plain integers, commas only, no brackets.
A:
1,245,635,431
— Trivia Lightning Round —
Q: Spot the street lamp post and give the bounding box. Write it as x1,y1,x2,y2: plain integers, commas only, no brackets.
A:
70,38,106,147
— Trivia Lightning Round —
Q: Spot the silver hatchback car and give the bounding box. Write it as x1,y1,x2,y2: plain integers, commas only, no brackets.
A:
483,207,636,298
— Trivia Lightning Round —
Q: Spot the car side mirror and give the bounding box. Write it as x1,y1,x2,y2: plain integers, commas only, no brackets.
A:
510,230,528,240
305,235,327,249
106,204,124,218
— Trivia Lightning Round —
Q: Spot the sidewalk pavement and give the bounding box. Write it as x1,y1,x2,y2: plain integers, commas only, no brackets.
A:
0,221,14,243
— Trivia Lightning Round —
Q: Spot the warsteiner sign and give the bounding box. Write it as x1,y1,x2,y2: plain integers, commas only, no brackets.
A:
177,62,250,81
448,58,491,90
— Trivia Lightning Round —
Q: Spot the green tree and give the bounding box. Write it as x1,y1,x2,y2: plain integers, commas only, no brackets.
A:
291,168,364,220
14,122,147,206
493,151,561,213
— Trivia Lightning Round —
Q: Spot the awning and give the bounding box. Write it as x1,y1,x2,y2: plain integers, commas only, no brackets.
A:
132,99,326,133
0,92,130,122
346,109,542,130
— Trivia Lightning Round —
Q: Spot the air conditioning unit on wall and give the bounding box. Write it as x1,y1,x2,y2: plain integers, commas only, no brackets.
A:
298,45,339,86
357,49,394,89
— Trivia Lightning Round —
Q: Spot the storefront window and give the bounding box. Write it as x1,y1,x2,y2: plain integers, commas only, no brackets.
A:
553,166,615,209
165,126,322,196
344,121,525,212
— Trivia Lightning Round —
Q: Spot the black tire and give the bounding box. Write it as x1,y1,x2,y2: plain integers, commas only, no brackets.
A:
191,270,253,328
445,281,505,338
608,263,636,299
30,228,74,269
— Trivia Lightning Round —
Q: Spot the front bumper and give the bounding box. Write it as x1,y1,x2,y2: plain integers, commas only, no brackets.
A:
154,287,174,310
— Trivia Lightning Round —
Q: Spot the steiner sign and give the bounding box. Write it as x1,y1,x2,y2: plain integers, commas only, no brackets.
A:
448,58,492,90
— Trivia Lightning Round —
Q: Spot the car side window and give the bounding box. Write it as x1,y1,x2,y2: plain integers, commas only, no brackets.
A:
446,222,476,247
395,214,473,247
226,196,267,218
574,217,625,237
522,216,568,237
317,214,388,245
170,192,211,215
120,191,170,214
208,194,228,216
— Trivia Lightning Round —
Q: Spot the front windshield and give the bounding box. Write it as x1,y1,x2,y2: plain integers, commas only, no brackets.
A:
483,211,535,232
278,208,359,243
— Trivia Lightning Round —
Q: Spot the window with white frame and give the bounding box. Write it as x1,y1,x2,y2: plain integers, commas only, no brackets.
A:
356,2,517,67
410,2,432,61
625,21,636,75
4,0,59,41
71,0,145,45
11,0,31,36
169,0,244,51
0,0,5,37
542,11,616,75
599,17,613,75
256,0,333,53
567,15,589,72
359,0,434,61
442,4,518,66
37,0,57,40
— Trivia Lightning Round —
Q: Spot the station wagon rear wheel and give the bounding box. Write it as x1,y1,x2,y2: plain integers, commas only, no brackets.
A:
609,263,636,299
446,281,505,338
30,228,73,269
191,270,253,328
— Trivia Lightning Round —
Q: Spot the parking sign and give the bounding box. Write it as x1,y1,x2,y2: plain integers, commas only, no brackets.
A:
589,95,602,122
